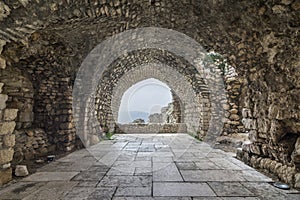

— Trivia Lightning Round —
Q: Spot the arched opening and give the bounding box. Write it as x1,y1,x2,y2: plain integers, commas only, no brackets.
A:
118,78,173,124
115,77,186,134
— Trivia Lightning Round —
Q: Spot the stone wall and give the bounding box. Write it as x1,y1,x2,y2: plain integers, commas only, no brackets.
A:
115,123,187,134
0,66,45,163
148,113,162,124
0,0,298,187
148,91,182,124
0,67,34,130
0,78,17,186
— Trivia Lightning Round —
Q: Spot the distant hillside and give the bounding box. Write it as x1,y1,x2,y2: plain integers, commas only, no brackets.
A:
118,111,150,124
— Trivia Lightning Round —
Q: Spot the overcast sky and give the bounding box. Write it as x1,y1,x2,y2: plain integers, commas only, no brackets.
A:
118,78,172,123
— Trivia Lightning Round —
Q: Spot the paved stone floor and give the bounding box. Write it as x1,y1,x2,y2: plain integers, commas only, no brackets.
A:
1,134,300,200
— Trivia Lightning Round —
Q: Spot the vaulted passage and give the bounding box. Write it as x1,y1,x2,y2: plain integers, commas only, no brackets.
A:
0,0,299,191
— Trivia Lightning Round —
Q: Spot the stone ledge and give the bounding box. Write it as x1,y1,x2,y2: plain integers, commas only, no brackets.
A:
115,123,188,134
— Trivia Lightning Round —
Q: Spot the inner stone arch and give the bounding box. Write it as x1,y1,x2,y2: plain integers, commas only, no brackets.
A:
67,27,230,154
93,47,218,140
111,63,202,134
117,78,174,124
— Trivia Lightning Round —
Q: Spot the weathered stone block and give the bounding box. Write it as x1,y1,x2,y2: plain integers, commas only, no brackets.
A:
242,140,251,152
242,108,252,118
272,5,286,14
229,108,238,114
250,143,261,155
0,122,16,135
3,134,15,147
0,149,14,165
0,94,8,109
257,118,270,133
295,173,300,188
292,2,300,10
15,165,29,177
248,130,258,142
292,137,300,165
59,122,73,129
229,114,240,121
0,56,6,69
90,135,100,145
3,109,18,121
0,168,12,186
1,163,10,169
0,82,3,93
242,118,257,130
222,104,230,110
18,111,34,122
0,40,6,54
270,120,284,143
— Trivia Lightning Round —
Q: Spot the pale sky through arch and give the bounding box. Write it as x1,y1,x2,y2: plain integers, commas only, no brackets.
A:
118,78,173,123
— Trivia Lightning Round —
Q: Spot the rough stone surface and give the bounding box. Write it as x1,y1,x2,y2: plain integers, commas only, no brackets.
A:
0,134,298,199
14,128,50,162
0,82,3,93
3,134,15,147
3,109,18,121
0,168,12,186
0,149,14,165
0,94,8,110
292,137,300,167
15,165,29,177
0,122,15,135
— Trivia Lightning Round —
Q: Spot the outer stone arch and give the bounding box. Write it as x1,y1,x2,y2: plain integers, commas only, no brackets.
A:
73,27,226,147
110,63,208,134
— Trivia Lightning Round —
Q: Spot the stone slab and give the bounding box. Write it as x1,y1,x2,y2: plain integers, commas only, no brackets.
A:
87,187,116,199
241,182,294,200
72,171,106,181
98,176,152,187
21,172,79,182
181,170,246,182
153,162,183,182
63,187,96,200
208,182,255,197
240,170,273,182
153,182,216,197
22,181,77,200
0,182,45,199
115,186,152,197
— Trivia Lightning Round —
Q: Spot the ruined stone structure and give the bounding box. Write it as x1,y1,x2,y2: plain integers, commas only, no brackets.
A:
0,0,299,188
115,123,188,134
148,91,182,124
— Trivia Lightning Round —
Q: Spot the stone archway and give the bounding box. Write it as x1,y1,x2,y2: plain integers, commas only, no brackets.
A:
74,30,226,148
110,63,206,134
0,0,299,188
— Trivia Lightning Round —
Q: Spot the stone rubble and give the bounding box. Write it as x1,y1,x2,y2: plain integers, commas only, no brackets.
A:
14,165,29,177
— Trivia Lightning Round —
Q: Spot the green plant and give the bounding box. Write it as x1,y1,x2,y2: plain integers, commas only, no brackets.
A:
195,135,203,142
105,132,114,140
207,52,228,76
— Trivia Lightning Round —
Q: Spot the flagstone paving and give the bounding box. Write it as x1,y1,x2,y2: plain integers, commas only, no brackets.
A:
0,134,299,200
